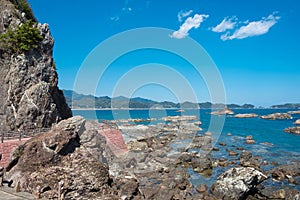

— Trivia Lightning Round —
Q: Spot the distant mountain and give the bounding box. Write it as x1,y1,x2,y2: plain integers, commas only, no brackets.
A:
62,90,255,109
271,103,300,109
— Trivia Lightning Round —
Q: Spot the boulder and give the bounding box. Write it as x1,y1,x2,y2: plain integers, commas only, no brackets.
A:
4,116,121,199
161,115,197,122
269,163,300,184
211,107,234,115
288,110,300,115
196,184,207,193
239,151,262,169
245,139,255,144
234,113,258,118
294,119,300,124
261,113,292,120
259,187,300,199
284,127,300,135
211,167,267,200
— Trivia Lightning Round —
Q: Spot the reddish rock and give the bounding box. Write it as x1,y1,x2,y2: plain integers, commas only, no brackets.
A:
0,138,30,167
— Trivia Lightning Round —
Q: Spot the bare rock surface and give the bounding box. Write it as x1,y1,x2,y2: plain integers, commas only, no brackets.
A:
211,167,268,200
288,110,300,115
4,116,117,199
294,119,300,124
211,107,234,115
261,113,292,120
0,0,71,132
284,126,300,135
234,113,258,118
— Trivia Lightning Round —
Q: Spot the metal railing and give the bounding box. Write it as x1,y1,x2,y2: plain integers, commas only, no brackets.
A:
1,128,51,143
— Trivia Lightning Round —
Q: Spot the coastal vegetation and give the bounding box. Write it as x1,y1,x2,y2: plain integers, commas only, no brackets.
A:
0,20,42,54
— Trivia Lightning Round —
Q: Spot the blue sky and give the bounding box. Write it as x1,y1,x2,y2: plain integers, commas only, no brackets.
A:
27,0,300,106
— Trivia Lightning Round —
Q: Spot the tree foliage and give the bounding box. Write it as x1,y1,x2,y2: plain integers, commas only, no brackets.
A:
0,20,43,54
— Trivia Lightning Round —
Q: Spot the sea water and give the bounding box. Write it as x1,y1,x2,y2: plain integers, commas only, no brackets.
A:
73,108,300,187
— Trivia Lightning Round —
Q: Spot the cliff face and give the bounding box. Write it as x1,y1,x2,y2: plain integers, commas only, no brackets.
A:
0,0,72,131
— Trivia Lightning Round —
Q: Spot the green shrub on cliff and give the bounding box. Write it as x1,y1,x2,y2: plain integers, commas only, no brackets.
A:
0,20,42,54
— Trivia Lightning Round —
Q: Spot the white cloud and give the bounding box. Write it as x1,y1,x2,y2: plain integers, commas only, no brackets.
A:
172,14,209,39
212,17,237,33
177,10,193,22
221,13,280,41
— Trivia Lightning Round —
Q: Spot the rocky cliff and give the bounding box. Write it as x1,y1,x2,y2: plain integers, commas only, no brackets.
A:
0,0,72,131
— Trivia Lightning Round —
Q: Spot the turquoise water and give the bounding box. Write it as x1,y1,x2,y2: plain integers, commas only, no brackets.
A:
73,108,300,160
73,108,300,188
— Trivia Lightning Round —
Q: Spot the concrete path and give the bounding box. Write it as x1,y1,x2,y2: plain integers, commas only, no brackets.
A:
0,186,34,199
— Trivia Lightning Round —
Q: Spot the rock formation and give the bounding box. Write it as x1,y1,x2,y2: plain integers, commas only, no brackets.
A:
0,0,71,132
261,113,292,120
294,119,300,124
234,113,258,118
210,167,268,199
4,116,118,199
211,107,234,115
288,110,300,115
284,126,300,135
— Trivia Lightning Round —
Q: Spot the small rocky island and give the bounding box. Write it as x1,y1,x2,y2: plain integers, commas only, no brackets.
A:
261,113,292,120
211,107,234,115
0,0,299,199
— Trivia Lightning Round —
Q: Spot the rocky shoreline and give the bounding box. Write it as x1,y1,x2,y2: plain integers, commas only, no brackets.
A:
0,115,299,199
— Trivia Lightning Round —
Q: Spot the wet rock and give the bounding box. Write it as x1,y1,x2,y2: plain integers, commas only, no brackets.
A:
212,147,219,151
196,184,207,193
211,107,234,115
137,168,192,200
288,110,300,115
205,132,212,136
189,135,212,150
178,152,193,163
211,167,267,200
218,158,229,167
261,113,292,120
194,121,202,125
162,115,197,122
234,113,258,118
260,142,274,147
228,150,239,156
177,151,212,175
284,127,300,135
272,169,285,181
239,151,262,169
246,135,253,140
180,122,202,131
269,163,300,184
245,135,255,144
259,186,300,199
246,139,255,144
219,142,227,146
294,119,300,124
236,147,245,151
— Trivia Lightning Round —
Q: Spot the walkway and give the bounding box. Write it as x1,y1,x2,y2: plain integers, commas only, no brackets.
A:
0,186,34,199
